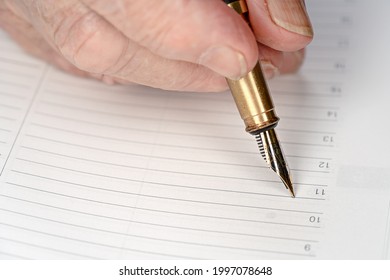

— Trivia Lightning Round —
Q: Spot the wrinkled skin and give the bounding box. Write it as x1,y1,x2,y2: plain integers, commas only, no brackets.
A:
0,0,313,92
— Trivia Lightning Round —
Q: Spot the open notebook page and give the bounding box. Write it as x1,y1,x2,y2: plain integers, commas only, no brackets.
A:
1,0,390,259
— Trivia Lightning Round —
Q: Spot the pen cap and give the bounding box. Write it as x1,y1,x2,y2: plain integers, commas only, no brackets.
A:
224,0,279,134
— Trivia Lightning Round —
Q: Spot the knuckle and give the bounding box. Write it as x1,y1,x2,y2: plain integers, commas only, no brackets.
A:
52,4,129,74
150,15,194,56
55,10,103,70
125,1,192,55
113,46,156,81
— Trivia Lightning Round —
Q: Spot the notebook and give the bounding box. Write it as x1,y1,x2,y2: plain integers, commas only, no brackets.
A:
1,0,390,259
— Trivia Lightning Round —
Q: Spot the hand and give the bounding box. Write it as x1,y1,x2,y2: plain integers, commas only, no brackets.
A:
0,0,313,92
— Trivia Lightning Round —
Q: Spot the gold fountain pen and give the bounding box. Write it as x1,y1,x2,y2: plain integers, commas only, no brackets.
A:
224,0,295,197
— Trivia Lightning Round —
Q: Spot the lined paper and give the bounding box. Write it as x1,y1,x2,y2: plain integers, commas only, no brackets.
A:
1,0,390,259
0,30,47,175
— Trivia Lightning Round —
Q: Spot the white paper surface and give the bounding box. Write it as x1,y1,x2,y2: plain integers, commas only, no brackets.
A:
0,0,389,259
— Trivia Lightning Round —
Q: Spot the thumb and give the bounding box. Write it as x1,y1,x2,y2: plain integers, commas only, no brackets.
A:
84,0,258,79
247,0,313,51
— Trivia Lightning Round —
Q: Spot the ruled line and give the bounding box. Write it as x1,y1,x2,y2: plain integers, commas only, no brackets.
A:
40,99,241,127
0,128,11,133
35,111,338,137
307,45,350,52
43,89,235,115
276,76,345,85
29,122,334,151
10,168,326,201
0,222,312,259
314,26,354,32
307,53,348,60
5,182,322,229
310,34,349,41
21,143,264,168
0,208,317,256
0,103,21,110
0,251,30,260
273,90,341,98
20,144,330,175
0,91,26,100
46,78,134,94
0,67,36,79
15,156,328,189
44,88,340,112
0,194,320,243
9,170,323,214
0,236,96,259
0,225,189,260
301,68,346,74
0,116,16,121
305,55,347,61
40,99,339,125
0,65,49,176
0,57,40,68
28,122,252,151
45,78,232,104
25,132,253,158
270,79,343,86
0,79,30,89
20,136,330,187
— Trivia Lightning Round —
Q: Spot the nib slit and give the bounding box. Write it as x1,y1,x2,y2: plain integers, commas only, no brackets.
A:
255,130,295,198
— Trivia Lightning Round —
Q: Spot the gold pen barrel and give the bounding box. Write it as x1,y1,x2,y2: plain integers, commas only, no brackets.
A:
225,0,279,134
226,63,279,134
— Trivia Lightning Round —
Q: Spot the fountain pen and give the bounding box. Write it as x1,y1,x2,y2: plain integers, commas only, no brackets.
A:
223,0,295,197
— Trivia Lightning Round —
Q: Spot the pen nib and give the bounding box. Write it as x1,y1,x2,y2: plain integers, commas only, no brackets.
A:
255,129,295,198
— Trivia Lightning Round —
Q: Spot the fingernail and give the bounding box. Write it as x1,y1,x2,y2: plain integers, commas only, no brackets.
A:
260,60,280,79
266,0,313,37
199,46,248,80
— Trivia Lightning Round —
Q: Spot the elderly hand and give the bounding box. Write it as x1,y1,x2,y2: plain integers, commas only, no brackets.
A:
0,0,313,91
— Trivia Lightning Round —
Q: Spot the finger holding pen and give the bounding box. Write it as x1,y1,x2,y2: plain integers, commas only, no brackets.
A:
0,0,312,91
